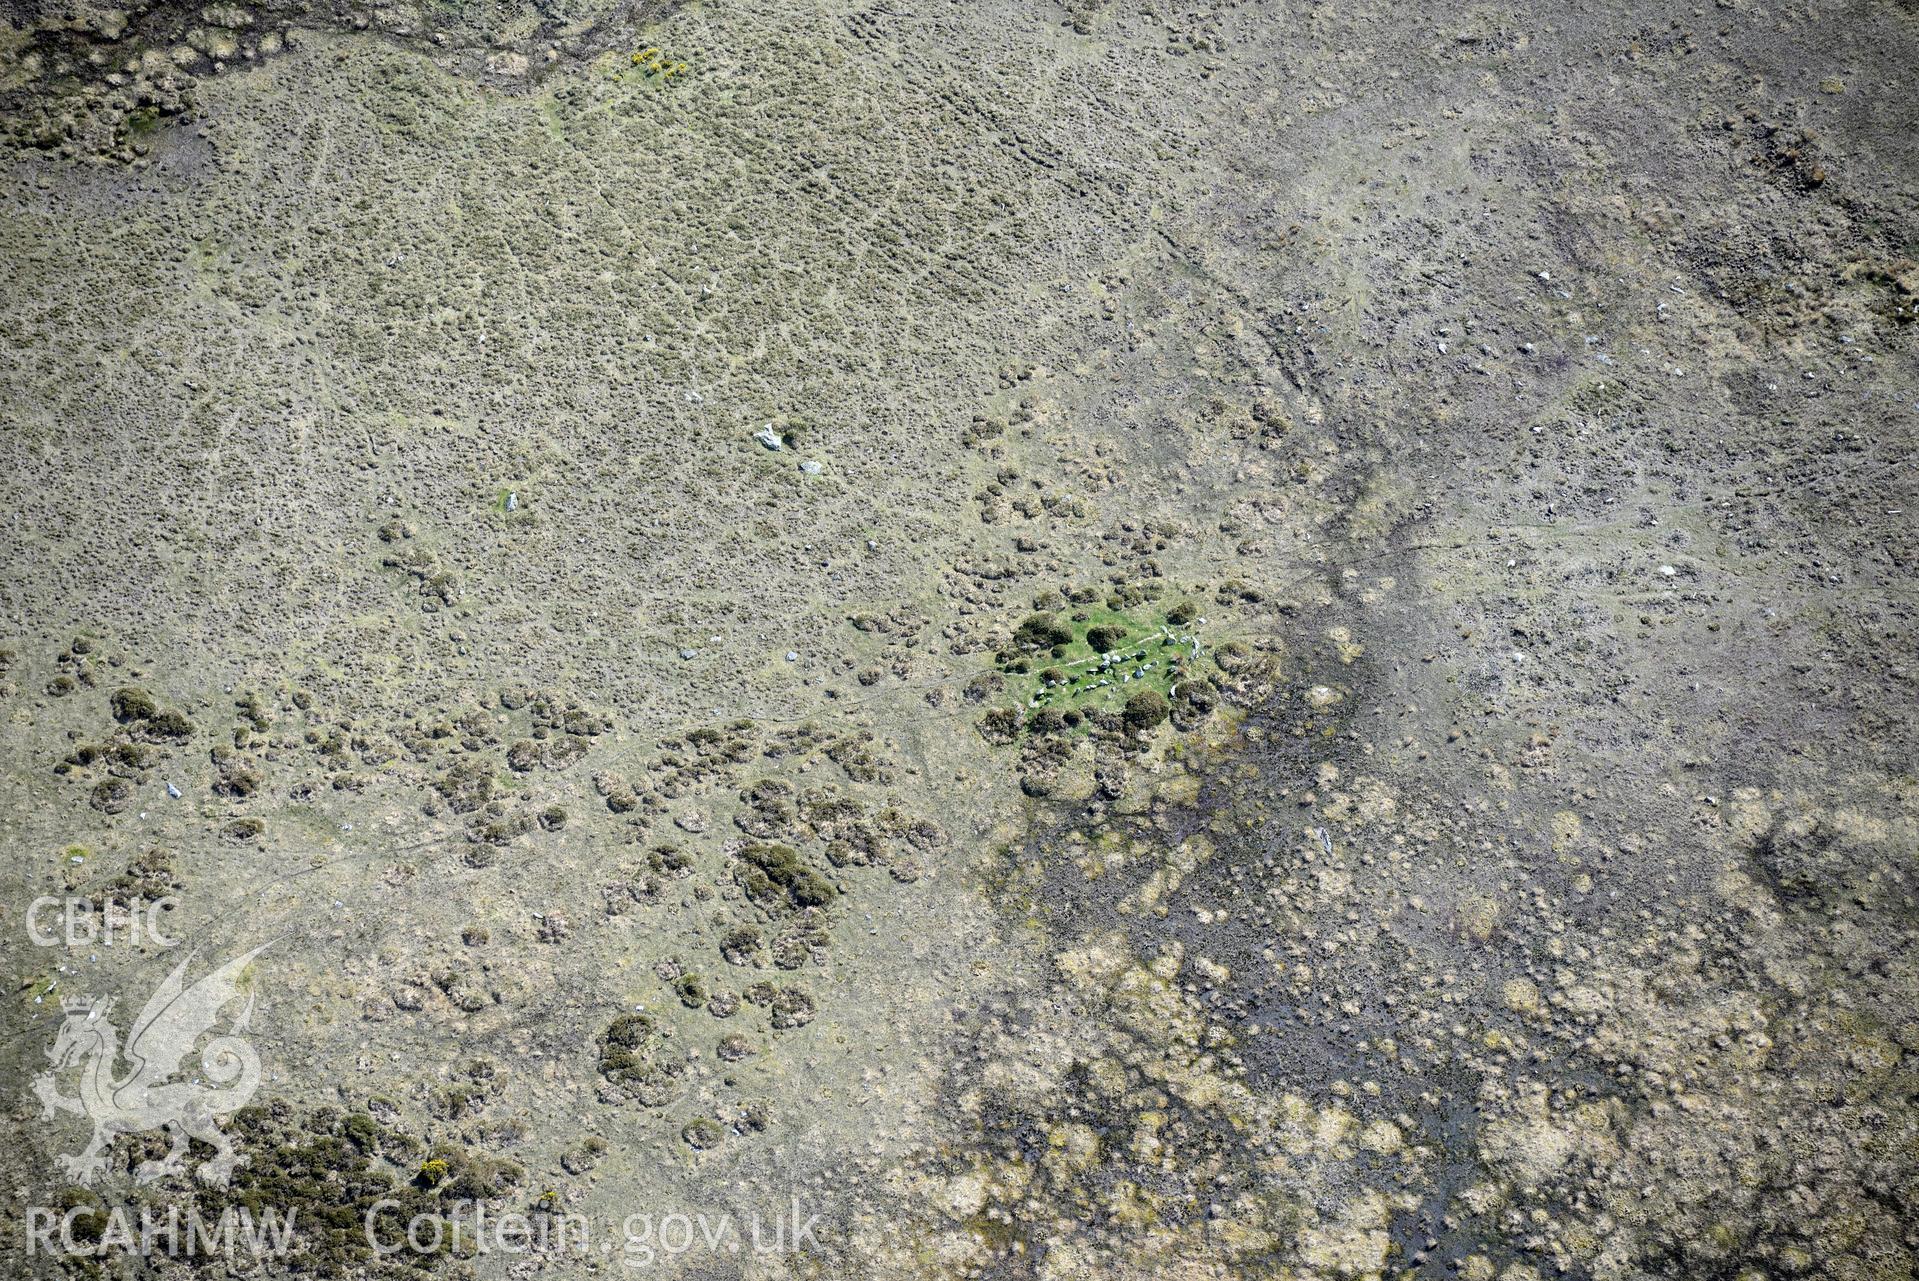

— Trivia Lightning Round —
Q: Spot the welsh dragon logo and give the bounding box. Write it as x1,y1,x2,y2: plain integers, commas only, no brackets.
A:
31,944,271,1187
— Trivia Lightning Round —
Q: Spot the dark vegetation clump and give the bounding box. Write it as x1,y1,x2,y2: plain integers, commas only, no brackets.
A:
107,685,193,740
682,1117,724,1150
1123,689,1169,733
94,846,180,909
184,1102,522,1277
735,842,836,910
1029,709,1067,736
769,986,817,1029
1013,613,1073,652
109,686,158,722
978,707,1022,744
1170,679,1218,728
598,1013,687,1105
675,972,709,1007
89,777,133,813
721,926,763,965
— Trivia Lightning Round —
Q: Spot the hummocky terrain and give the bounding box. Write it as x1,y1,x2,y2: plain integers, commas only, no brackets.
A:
1,1,1915,1278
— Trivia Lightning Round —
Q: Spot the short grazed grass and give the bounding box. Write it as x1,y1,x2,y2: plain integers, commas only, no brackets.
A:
999,606,1215,721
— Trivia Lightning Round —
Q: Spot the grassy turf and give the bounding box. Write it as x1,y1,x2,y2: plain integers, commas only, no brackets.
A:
1001,606,1214,722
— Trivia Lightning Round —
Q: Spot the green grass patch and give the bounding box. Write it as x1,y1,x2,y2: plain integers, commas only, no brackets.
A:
999,605,1214,725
